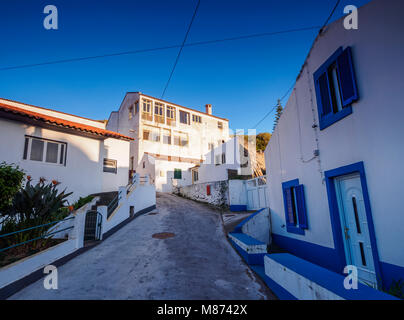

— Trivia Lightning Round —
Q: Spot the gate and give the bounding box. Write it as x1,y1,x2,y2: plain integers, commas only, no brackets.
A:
84,210,102,241
246,176,268,211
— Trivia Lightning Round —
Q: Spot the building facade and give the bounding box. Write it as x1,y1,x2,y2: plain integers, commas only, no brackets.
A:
107,92,230,192
0,98,132,202
264,0,404,289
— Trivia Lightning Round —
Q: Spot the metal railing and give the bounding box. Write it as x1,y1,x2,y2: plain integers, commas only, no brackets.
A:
107,191,122,218
0,216,75,253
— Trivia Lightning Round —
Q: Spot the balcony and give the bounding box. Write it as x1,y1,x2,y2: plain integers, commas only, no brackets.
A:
154,115,165,124
142,113,153,122
166,118,176,126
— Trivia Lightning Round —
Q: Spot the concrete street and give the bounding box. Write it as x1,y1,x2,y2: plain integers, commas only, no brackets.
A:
10,193,274,300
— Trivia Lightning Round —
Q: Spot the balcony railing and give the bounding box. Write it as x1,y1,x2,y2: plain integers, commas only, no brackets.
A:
142,113,153,121
154,115,165,124
166,118,176,126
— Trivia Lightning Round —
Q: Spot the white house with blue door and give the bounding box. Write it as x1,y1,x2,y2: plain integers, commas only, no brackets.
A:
264,0,404,292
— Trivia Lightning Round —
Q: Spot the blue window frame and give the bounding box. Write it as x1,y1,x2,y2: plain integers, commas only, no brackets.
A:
282,179,308,235
313,47,358,130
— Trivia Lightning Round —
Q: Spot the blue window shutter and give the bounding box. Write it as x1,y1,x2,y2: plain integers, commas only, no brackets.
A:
295,184,308,229
284,188,296,226
337,47,358,107
316,73,332,116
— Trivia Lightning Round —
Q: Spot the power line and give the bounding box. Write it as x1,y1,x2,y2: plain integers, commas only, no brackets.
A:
161,0,201,98
251,81,295,129
251,0,342,130
320,0,341,34
0,26,320,72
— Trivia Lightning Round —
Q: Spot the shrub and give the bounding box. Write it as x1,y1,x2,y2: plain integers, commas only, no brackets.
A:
1,179,73,247
73,195,94,210
0,162,25,214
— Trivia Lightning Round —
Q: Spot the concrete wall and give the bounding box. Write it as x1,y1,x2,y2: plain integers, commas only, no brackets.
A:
101,175,156,234
239,208,271,245
0,118,130,202
264,0,404,281
175,180,229,207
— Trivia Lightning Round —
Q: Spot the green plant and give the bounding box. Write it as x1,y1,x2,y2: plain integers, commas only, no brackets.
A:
0,162,25,214
1,179,72,248
73,195,94,210
371,277,404,300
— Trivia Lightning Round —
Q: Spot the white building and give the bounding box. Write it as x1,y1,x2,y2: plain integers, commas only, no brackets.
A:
0,98,132,201
264,0,404,289
189,135,253,185
107,92,230,192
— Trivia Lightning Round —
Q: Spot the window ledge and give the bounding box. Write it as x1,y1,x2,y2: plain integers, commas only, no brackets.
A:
286,225,305,235
319,106,352,130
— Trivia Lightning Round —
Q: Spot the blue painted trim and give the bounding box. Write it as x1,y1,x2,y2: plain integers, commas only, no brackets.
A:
229,238,265,266
272,233,343,273
281,179,305,235
229,232,265,246
313,47,354,131
250,265,297,300
267,253,396,300
313,47,343,79
318,106,352,130
324,161,384,286
229,205,247,212
233,208,265,233
380,261,404,289
286,225,305,235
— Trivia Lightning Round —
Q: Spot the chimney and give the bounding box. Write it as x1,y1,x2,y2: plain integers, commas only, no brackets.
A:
205,104,212,115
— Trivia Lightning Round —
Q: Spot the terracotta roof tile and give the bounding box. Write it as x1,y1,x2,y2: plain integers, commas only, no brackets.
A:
0,102,133,141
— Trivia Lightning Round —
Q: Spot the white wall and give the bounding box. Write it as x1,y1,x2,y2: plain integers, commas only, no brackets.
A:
265,0,404,268
0,119,130,202
175,180,229,206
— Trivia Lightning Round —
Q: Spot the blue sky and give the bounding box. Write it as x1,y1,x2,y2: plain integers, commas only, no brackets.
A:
0,0,370,133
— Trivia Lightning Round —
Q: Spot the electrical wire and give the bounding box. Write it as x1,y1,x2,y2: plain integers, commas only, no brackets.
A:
161,0,201,98
0,26,320,72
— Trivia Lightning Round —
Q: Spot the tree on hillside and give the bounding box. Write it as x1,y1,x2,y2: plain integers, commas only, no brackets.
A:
273,99,283,132
256,132,271,152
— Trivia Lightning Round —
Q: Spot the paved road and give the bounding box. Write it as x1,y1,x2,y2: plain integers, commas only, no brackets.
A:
10,193,274,300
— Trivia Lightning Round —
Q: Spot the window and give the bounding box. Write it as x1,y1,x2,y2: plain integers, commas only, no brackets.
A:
218,121,223,129
282,179,308,235
166,106,175,119
142,99,153,121
192,114,201,123
215,154,221,166
221,153,226,164
128,106,133,120
143,130,150,140
154,102,165,124
163,129,171,144
173,131,188,147
135,101,139,114
142,99,152,114
174,168,182,179
313,47,358,130
143,127,160,142
23,136,67,165
179,110,190,125
192,170,198,183
103,159,117,174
